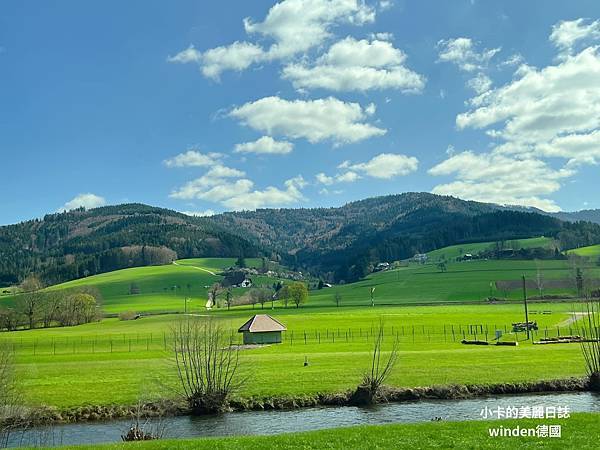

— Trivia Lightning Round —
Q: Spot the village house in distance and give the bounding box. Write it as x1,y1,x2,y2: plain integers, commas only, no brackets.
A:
238,314,287,345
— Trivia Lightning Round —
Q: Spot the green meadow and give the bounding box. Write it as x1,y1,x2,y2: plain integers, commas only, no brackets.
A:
0,302,590,408
2,255,595,316
65,413,600,450
426,236,556,261
568,244,600,258
0,249,597,410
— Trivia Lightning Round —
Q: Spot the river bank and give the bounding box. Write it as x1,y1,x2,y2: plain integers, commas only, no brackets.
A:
2,377,590,426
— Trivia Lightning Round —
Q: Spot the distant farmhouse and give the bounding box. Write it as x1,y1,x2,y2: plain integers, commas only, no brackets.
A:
238,314,287,344
222,270,253,288
412,253,428,264
374,262,390,272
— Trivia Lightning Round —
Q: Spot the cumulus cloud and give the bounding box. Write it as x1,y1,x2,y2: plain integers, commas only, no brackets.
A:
346,153,419,179
244,0,375,59
282,36,425,92
432,21,600,212
315,171,360,185
58,193,107,212
437,37,500,72
229,96,386,144
429,151,572,212
222,176,307,210
467,72,492,94
168,0,375,79
457,46,600,157
550,18,600,56
170,165,247,200
164,150,222,168
234,136,294,155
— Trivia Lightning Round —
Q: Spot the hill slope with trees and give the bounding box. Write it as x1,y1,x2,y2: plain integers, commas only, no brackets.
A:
2,193,600,286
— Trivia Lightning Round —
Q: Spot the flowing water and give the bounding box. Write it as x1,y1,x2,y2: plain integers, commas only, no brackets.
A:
6,392,600,447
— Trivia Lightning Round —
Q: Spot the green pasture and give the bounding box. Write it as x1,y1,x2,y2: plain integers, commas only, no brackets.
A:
567,244,600,259
0,302,591,408
66,413,600,450
0,258,276,314
310,259,599,307
426,236,556,262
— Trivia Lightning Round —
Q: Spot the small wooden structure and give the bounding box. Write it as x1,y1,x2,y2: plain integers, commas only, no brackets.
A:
238,314,286,344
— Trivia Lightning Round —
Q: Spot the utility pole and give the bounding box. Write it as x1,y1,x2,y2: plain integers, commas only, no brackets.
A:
522,275,530,341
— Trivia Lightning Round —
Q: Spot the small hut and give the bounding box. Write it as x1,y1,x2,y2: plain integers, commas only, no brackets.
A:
238,314,286,344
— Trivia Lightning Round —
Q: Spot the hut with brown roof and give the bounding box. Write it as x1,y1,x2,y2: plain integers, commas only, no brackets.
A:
238,314,287,344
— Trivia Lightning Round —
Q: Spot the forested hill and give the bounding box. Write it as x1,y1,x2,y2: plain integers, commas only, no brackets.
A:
3,194,600,287
210,193,600,282
0,204,259,285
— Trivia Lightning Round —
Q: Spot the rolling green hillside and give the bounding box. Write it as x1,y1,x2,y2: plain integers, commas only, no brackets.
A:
3,254,596,316
567,244,600,258
311,259,599,307
426,236,556,261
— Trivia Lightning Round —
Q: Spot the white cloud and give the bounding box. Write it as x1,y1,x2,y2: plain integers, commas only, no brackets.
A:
230,96,386,144
234,136,294,155
437,37,500,72
467,73,492,94
164,150,222,168
169,165,247,200
347,153,419,179
180,210,216,217
429,152,572,212
169,0,376,79
282,37,425,92
58,193,107,212
457,47,600,151
315,171,360,185
550,18,600,56
222,176,307,210
244,0,375,59
435,25,600,212
369,32,394,41
170,164,307,210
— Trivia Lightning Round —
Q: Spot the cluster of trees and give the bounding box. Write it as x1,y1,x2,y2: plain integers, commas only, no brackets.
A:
0,276,101,332
208,280,308,310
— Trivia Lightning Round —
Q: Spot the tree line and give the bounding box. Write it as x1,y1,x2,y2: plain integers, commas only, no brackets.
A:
0,275,102,332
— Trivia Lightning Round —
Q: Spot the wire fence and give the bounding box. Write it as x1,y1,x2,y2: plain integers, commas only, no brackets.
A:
1,322,597,356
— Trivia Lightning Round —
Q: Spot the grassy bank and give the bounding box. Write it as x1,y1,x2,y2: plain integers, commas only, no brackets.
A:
59,413,600,449
0,303,590,408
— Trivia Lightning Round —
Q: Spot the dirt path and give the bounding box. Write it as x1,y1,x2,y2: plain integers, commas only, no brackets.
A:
558,312,589,328
172,261,217,276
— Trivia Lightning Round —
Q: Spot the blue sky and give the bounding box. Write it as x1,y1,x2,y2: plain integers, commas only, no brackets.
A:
1,0,600,224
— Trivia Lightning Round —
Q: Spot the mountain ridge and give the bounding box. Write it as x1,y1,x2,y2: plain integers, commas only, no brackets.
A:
2,193,600,286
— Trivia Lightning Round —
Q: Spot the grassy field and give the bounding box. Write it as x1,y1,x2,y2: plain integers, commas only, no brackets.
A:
568,244,600,259
0,258,271,314
0,302,591,408
426,237,556,261
2,250,592,316
0,254,597,410
310,259,599,307
65,413,600,449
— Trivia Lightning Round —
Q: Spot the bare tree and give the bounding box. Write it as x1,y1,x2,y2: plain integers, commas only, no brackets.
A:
575,298,600,391
17,275,44,329
208,283,223,309
172,318,244,414
351,319,399,405
250,288,271,310
1,343,21,448
535,260,545,299
334,291,342,307
121,400,167,442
